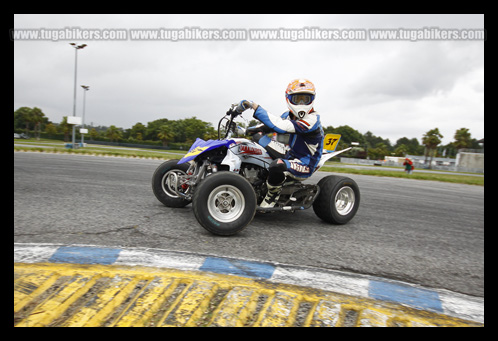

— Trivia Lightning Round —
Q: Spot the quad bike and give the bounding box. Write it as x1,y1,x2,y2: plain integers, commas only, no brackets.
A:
152,104,360,236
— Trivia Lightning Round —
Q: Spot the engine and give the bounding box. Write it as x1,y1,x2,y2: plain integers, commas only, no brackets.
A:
241,164,268,205
242,164,264,185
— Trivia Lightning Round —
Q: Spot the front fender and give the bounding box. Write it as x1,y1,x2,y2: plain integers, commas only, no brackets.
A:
178,138,235,164
221,147,242,173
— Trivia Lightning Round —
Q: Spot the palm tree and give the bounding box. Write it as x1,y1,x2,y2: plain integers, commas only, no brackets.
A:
453,128,472,150
422,128,443,169
157,124,175,147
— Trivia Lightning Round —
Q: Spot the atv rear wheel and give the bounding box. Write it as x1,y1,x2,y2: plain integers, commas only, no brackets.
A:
193,172,256,236
313,175,360,224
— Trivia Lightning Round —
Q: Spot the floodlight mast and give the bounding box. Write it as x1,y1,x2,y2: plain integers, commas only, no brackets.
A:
69,43,87,148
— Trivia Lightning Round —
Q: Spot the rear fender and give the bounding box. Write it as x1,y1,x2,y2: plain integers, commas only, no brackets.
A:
316,147,352,170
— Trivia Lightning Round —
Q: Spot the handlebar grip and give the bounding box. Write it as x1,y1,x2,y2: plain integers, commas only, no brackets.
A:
226,108,238,117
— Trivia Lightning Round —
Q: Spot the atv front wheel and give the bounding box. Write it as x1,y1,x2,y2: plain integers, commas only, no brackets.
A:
152,159,191,208
193,172,256,236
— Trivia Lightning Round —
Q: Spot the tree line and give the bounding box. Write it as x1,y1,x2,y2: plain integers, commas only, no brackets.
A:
14,106,482,159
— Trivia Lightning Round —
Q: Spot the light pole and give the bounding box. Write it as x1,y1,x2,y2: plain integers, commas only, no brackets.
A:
80,85,90,145
69,43,87,148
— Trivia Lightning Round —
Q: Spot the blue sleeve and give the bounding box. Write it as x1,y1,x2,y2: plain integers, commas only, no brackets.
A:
253,106,294,134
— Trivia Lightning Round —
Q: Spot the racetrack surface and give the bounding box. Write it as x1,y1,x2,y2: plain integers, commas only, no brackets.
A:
14,152,484,297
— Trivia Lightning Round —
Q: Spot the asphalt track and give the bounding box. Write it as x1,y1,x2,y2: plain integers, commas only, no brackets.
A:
13,152,484,326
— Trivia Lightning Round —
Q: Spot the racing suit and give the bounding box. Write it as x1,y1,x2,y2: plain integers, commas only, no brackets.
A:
252,105,324,185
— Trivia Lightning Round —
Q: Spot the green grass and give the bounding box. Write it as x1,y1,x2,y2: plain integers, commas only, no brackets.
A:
319,166,484,186
14,139,186,160
14,139,484,186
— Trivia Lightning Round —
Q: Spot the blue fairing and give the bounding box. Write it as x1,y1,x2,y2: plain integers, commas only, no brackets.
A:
177,138,235,164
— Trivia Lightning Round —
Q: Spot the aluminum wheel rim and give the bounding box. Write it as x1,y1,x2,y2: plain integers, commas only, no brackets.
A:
161,170,187,198
335,186,355,216
207,185,245,223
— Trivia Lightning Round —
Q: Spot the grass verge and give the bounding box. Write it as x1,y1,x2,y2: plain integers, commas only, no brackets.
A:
320,166,484,186
14,140,184,160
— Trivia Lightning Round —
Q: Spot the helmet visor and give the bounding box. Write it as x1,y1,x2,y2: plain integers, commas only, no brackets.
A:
287,93,314,105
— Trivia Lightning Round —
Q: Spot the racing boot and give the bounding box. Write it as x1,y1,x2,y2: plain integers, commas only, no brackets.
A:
260,181,283,208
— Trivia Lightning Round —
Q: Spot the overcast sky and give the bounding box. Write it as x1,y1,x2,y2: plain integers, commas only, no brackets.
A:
13,14,484,145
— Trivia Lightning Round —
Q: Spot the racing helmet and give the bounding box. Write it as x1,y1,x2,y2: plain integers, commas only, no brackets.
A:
285,79,316,119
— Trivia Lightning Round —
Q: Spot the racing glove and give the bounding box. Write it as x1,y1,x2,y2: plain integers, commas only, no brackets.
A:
235,100,258,113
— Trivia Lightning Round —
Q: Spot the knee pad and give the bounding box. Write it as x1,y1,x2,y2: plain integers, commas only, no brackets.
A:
268,159,287,185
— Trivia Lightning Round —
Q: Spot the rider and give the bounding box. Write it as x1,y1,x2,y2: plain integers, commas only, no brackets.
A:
236,79,324,208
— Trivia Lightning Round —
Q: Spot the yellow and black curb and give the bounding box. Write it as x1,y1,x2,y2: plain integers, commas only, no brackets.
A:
14,243,484,327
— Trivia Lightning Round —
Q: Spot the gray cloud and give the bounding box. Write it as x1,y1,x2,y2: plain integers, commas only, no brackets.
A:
14,14,484,145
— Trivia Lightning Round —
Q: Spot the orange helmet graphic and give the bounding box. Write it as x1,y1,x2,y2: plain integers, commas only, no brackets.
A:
285,79,316,119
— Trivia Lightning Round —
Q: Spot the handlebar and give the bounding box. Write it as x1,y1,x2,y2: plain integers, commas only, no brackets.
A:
218,103,256,139
218,105,241,140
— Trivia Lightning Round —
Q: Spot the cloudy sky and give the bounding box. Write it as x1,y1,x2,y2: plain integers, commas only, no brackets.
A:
13,14,484,145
